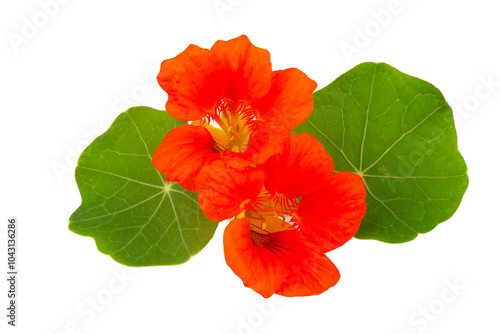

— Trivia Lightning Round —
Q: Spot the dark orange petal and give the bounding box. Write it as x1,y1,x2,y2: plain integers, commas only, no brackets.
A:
221,125,290,169
157,44,225,121
219,149,253,169
253,68,317,131
247,125,291,165
211,35,272,103
296,172,367,253
224,218,340,298
196,161,264,221
152,124,221,192
260,133,334,199
276,240,340,297
224,218,285,298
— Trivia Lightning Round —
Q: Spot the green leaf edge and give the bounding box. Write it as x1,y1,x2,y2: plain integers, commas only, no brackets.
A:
68,106,219,267
294,62,469,243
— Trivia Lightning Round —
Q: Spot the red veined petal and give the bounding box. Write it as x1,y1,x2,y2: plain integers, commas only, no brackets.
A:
219,150,253,169
152,124,221,192
224,218,340,298
221,125,290,168
296,172,367,252
224,218,284,298
196,161,264,222
253,68,317,130
211,35,272,103
157,44,225,121
260,133,334,199
246,125,290,165
276,239,340,297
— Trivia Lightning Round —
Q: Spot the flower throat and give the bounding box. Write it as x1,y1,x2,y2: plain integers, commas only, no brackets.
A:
205,99,259,153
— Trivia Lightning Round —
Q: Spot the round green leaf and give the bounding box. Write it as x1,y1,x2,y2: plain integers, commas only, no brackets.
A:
294,62,468,243
69,107,218,266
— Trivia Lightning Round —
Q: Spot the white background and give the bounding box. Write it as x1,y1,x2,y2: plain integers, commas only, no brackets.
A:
1,0,499,333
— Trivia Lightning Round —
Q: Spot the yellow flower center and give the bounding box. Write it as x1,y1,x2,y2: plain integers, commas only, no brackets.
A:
243,187,299,247
195,99,258,153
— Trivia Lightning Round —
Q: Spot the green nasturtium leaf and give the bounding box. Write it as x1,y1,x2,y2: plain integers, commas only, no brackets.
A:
69,107,218,266
294,62,468,243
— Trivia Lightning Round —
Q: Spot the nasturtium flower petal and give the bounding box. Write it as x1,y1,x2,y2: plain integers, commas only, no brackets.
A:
221,125,290,168
275,239,340,297
253,68,317,131
224,218,340,298
260,133,334,199
297,171,367,252
210,35,272,102
152,124,221,192
197,134,366,297
157,44,225,121
196,161,264,222
154,35,317,190
224,218,285,298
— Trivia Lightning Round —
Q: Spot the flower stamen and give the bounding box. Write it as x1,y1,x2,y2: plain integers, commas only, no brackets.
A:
204,99,258,153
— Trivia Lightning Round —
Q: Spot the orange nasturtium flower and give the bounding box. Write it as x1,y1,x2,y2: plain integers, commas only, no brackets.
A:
152,35,317,191
195,134,367,297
